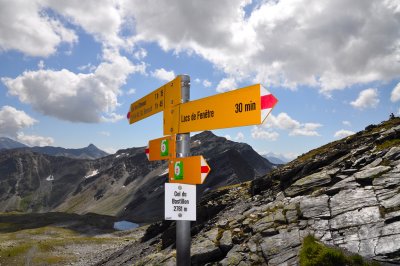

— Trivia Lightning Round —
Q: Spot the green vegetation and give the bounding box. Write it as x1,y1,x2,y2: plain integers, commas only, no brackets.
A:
299,235,380,266
0,212,139,266
376,138,400,151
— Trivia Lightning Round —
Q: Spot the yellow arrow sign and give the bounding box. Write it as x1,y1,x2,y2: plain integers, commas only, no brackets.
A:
128,76,182,124
163,84,278,135
145,135,176,161
169,156,211,185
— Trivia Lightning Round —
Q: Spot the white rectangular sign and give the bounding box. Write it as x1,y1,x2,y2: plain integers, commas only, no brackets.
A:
165,183,196,221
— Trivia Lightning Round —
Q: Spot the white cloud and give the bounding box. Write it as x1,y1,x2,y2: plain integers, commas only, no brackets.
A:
17,132,54,147
251,126,279,141
216,77,237,93
264,112,322,137
134,48,147,60
391,82,400,102
0,1,77,57
44,0,126,48
203,79,212,88
125,0,400,94
224,134,232,140
235,132,245,141
126,88,136,95
334,129,355,139
342,121,351,127
2,50,142,123
261,151,298,162
99,131,111,136
290,123,322,137
38,60,45,69
102,147,117,154
0,106,37,137
151,68,175,81
78,63,96,72
350,88,379,110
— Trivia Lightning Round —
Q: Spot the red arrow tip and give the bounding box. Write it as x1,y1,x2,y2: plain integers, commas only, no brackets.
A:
261,94,278,110
201,165,210,173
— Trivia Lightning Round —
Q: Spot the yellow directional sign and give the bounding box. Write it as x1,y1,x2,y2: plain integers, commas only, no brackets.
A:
163,84,278,135
169,156,211,185
146,135,176,161
128,76,182,124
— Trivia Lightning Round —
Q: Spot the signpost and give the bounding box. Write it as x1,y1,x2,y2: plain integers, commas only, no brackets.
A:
165,183,196,221
169,156,210,184
146,135,176,161
128,76,183,124
163,84,277,135
127,74,278,266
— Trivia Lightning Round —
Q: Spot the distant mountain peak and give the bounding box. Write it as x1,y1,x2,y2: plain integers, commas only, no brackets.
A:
0,137,28,150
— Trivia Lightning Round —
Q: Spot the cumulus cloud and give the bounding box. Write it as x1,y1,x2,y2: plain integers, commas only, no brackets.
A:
203,79,212,88
126,88,136,95
3,1,399,95
17,132,54,146
44,0,127,47
2,50,143,123
224,134,232,140
0,106,37,137
350,88,379,110
124,0,400,94
0,1,77,57
216,77,238,93
251,126,279,141
235,132,245,141
342,121,351,127
151,68,175,81
264,112,322,137
391,82,400,102
334,129,355,139
99,131,111,136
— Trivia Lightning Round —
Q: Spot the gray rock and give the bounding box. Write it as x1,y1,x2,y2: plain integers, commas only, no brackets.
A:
380,193,400,209
384,210,400,221
375,234,400,256
352,145,371,156
353,166,391,181
191,237,222,264
300,195,330,218
373,172,400,189
285,170,331,197
330,188,378,216
330,206,381,230
219,247,243,266
219,230,233,252
341,168,359,175
274,209,287,223
362,157,382,170
205,227,220,242
260,228,301,257
286,210,299,224
326,176,360,194
383,146,400,160
267,247,300,266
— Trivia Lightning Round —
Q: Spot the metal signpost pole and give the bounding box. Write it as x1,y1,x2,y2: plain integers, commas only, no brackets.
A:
176,74,191,266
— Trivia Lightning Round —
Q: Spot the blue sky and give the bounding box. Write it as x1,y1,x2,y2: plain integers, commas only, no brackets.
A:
0,0,399,161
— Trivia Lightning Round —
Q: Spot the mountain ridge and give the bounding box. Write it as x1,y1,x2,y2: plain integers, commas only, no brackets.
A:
0,137,108,160
0,131,275,223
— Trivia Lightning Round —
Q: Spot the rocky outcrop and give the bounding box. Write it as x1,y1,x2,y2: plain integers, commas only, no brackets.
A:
97,117,400,265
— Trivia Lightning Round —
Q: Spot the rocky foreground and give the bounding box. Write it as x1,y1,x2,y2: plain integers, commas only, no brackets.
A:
95,118,400,265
